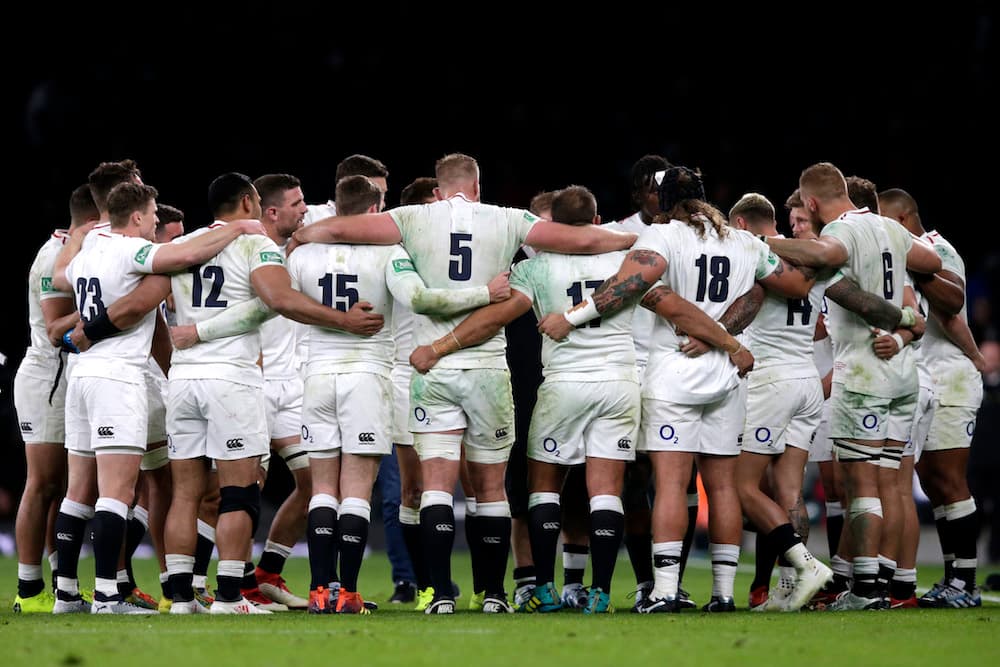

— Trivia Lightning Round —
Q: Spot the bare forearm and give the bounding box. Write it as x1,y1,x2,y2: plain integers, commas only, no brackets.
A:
933,308,982,363
766,237,831,268
642,286,740,352
719,285,764,335
824,278,902,330
914,273,965,316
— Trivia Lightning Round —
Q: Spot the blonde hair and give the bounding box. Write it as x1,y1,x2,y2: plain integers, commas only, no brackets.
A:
728,192,775,224
799,162,848,202
435,153,478,191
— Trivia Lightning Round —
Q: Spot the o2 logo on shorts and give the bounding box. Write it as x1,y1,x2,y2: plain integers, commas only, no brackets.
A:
755,427,773,446
301,425,313,444
167,435,176,453
414,407,429,424
966,421,976,437
659,424,679,445
861,414,879,431
542,437,560,457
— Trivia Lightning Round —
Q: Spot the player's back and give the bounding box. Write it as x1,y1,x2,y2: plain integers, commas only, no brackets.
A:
512,250,636,380
287,242,399,375
822,209,915,397
744,235,827,388
919,231,980,406
68,230,157,382
389,194,538,368
638,220,772,403
169,223,283,386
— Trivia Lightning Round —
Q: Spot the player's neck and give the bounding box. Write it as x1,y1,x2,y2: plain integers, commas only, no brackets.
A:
821,197,857,223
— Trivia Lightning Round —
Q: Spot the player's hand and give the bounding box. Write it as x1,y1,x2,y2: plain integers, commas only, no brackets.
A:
285,236,301,256
680,336,711,357
69,320,92,352
409,344,441,374
729,345,754,377
71,220,97,241
234,219,267,236
170,324,200,350
872,330,900,359
538,313,573,341
487,271,511,303
342,301,384,336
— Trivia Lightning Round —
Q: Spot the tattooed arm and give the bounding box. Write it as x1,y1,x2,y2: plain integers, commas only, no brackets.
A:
823,276,920,332
720,284,765,336
537,249,666,341
640,284,754,376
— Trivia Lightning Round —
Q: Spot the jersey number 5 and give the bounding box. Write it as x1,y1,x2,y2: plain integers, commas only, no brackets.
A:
449,233,472,281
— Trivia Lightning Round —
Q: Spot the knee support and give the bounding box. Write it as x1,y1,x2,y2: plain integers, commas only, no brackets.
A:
848,497,883,520
278,443,310,471
140,445,169,471
219,484,262,535
833,439,881,465
413,433,462,462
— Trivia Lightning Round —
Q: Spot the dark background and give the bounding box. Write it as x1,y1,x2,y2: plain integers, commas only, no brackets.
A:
2,6,998,517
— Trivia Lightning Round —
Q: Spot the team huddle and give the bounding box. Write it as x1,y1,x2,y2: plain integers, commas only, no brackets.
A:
11,152,985,616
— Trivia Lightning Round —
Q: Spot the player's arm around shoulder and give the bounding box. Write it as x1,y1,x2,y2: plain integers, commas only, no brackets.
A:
148,219,266,273
292,212,401,246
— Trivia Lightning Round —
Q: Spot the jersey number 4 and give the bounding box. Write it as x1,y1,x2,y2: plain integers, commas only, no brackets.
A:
567,280,603,328
319,273,359,312
694,254,730,302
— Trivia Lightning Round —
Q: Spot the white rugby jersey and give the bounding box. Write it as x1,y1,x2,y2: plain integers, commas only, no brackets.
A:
745,235,828,389
634,220,778,404
287,243,402,376
919,231,982,407
904,274,933,391
20,231,72,378
510,248,636,382
303,201,336,227
169,222,285,387
259,243,305,380
66,229,162,383
606,212,655,368
813,308,834,380
392,302,415,363
389,194,539,369
823,209,916,398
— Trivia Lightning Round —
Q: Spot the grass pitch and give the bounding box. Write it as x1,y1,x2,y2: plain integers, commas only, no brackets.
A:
0,554,996,667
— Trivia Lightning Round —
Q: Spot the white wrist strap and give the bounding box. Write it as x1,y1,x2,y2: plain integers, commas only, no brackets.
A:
898,306,916,328
891,332,905,350
565,296,600,327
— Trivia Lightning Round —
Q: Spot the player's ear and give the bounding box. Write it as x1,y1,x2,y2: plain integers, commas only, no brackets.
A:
593,215,601,226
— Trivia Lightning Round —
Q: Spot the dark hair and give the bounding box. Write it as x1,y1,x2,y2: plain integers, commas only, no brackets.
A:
629,154,671,209
529,191,556,218
254,173,302,208
69,183,99,224
878,188,919,215
335,175,383,216
399,177,437,205
335,154,388,182
156,203,184,226
550,186,597,226
208,172,255,218
88,159,142,210
846,175,879,213
107,182,158,228
656,167,728,239
785,189,803,210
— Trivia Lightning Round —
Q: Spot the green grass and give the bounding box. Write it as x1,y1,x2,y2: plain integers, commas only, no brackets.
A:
1,554,997,667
